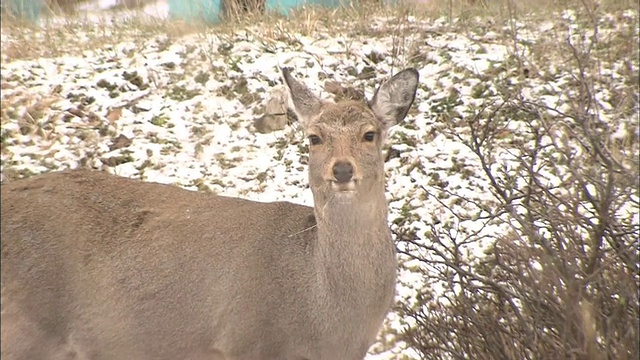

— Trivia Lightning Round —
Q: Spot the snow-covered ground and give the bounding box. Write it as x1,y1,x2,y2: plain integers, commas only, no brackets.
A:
1,2,638,358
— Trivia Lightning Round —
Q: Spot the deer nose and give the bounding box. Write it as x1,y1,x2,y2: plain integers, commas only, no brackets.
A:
332,161,354,183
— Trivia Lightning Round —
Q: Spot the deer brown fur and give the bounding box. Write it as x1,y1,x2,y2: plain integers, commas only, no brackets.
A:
0,67,419,360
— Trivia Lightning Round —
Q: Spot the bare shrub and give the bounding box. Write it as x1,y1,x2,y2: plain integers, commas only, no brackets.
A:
395,4,639,360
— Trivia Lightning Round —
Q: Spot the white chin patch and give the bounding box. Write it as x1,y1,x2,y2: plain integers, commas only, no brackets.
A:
331,181,357,193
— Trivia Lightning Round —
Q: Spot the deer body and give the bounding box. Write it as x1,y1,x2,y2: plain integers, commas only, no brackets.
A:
1,68,419,360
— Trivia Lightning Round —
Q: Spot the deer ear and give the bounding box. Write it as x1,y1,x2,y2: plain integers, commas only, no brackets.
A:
368,68,419,131
282,67,323,129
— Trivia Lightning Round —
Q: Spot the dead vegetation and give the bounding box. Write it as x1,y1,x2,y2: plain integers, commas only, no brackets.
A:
391,1,639,359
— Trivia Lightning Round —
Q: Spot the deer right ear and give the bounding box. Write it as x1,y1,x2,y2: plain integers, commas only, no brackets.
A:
282,67,323,129
369,68,419,132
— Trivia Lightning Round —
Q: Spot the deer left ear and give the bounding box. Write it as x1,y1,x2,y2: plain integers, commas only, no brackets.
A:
282,67,324,130
368,68,419,131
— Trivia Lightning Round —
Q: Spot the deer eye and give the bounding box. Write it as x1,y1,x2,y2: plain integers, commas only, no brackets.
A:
363,131,376,142
308,135,322,145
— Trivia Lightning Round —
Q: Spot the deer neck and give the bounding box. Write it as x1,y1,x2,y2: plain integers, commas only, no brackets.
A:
310,185,397,322
312,185,394,270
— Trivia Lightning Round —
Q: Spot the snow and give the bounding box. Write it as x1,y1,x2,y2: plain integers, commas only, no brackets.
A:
1,2,638,358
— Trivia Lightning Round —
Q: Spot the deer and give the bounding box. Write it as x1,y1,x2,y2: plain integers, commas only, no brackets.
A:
0,67,419,360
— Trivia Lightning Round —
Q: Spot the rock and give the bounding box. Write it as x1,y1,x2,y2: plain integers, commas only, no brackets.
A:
254,114,288,134
253,85,289,134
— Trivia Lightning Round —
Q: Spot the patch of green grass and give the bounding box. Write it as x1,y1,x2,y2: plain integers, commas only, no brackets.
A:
150,114,170,127
166,85,201,102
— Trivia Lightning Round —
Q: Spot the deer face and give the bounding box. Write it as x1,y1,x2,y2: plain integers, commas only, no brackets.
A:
283,68,419,202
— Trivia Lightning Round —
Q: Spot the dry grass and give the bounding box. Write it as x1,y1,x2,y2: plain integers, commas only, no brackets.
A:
1,14,205,62
1,0,637,63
